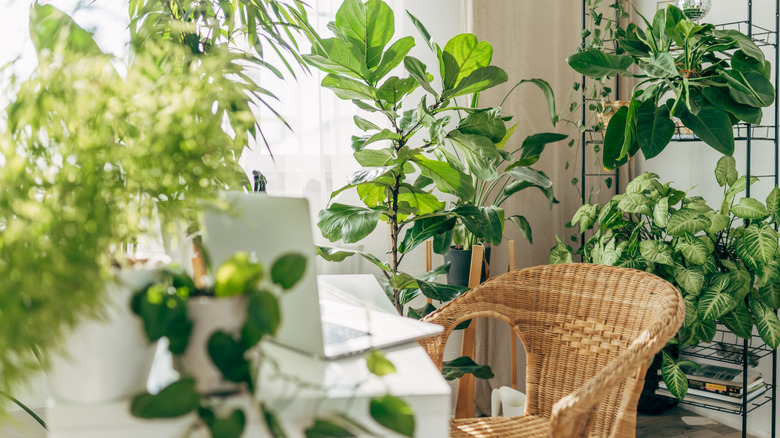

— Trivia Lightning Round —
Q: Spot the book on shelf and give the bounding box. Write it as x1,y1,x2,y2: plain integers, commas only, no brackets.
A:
655,386,769,411
658,381,767,403
658,363,762,392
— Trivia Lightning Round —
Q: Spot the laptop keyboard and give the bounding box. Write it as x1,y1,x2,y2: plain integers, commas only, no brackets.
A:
322,321,369,345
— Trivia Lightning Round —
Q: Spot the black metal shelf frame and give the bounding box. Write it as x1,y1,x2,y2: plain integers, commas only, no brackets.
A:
578,2,780,437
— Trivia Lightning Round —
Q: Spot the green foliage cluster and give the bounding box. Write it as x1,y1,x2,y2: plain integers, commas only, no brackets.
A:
306,0,563,316
568,5,775,169
131,253,417,438
550,157,780,400
0,0,306,404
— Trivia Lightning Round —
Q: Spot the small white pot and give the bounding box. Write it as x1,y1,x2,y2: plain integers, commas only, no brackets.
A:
175,296,247,395
49,268,159,404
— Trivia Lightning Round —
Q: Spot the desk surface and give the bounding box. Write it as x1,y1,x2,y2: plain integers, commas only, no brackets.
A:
47,275,451,438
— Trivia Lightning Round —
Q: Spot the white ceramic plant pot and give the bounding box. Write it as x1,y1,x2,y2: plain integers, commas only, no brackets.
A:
175,296,247,395
49,268,159,404
491,386,526,418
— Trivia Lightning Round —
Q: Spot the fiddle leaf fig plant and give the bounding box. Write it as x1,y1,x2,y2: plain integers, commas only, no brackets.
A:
567,5,775,169
551,156,780,400
306,0,562,316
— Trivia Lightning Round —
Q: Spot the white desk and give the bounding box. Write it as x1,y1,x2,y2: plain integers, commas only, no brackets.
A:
47,275,451,438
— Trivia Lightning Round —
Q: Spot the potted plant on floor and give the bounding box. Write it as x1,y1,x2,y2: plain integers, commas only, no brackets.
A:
0,0,308,412
550,157,780,401
566,4,775,169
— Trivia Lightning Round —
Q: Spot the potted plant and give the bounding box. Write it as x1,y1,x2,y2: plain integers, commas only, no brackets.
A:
566,4,775,170
550,156,780,401
0,0,307,412
304,0,561,313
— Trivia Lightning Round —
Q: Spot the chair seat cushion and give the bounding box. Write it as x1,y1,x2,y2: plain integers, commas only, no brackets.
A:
451,414,551,438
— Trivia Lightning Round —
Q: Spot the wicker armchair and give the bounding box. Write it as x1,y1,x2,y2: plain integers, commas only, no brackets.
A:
420,264,685,438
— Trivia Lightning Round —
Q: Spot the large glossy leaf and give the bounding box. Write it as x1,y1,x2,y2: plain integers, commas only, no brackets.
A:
418,280,468,302
30,4,104,58
399,217,456,253
369,395,415,437
732,50,772,79
723,70,775,108
376,76,418,105
566,49,634,78
442,66,508,100
452,205,504,246
335,0,394,70
602,106,629,170
759,279,780,309
131,378,201,419
305,38,369,80
448,131,501,181
701,85,763,125
697,288,736,322
660,350,688,400
413,156,474,200
638,51,677,78
397,184,445,216
457,108,506,143
442,34,493,90
371,36,415,83
321,74,376,101
750,296,780,349
731,197,769,220
674,98,735,156
636,99,675,159
442,356,494,381
318,204,383,243
666,208,711,237
305,419,355,438
714,29,766,63
639,240,675,265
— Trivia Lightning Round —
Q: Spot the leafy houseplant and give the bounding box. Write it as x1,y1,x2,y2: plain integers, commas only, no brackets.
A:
550,156,780,400
567,5,775,170
131,252,418,438
0,0,307,412
305,0,561,316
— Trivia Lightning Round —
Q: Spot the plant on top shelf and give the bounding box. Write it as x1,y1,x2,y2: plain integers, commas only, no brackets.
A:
550,156,780,400
0,0,307,411
304,0,562,316
567,4,775,170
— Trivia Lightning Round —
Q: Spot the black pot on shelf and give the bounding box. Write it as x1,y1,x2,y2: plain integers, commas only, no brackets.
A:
637,345,680,414
444,246,491,287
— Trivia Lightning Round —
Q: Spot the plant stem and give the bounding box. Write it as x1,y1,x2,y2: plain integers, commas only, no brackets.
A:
0,390,47,430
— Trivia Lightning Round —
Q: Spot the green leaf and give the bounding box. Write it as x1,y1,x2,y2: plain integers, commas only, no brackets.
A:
30,4,105,58
736,223,778,269
335,0,394,70
720,301,754,340
731,197,769,220
366,350,397,376
569,203,598,234
200,408,246,438
723,70,775,108
505,167,554,200
407,302,437,320
732,50,772,79
316,246,391,272
704,212,729,235
413,156,475,200
442,34,493,89
369,395,415,437
322,74,376,101
766,187,780,223
404,56,438,97
602,106,629,170
666,208,711,237
675,234,710,265
674,97,735,156
566,49,634,78
701,86,763,125
448,131,501,181
714,156,738,187
660,350,688,400
698,288,736,322
405,11,436,53
759,280,780,309
417,280,468,302
376,76,418,104
371,36,415,83
457,108,506,143
397,185,445,216
636,99,675,160
654,197,670,228
261,405,289,438
514,133,568,166
618,193,654,216
399,217,456,254
508,215,533,243
354,116,381,132
305,38,369,80
243,290,281,347
713,29,766,63
131,378,201,419
442,66,508,100
271,253,307,290
549,236,573,264
638,51,677,78
674,265,705,296
215,252,264,297
442,356,494,381
453,205,503,246
317,204,383,243
208,332,251,383
750,296,780,349
639,240,675,265
305,420,356,438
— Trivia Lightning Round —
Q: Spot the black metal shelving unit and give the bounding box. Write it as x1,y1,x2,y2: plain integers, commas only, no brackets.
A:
579,1,780,437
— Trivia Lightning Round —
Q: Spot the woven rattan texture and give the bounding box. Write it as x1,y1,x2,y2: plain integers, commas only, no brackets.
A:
421,264,685,438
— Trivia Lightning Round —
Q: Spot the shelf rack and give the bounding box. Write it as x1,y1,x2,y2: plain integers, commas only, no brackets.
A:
578,1,780,437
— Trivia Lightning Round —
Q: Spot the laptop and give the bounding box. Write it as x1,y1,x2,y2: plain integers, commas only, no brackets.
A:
202,192,443,359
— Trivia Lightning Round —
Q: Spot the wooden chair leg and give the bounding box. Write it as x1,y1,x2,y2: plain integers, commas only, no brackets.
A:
454,244,485,419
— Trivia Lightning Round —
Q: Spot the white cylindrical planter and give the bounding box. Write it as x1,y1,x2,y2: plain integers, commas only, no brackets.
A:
49,268,159,404
175,296,247,395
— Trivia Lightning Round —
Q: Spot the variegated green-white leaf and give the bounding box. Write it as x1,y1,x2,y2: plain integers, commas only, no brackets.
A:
675,266,705,296
639,240,675,265
750,296,780,349
720,301,755,340
759,280,780,309
683,295,698,328
704,212,729,235
698,288,736,322
617,193,654,216
731,197,769,220
674,234,710,265
549,236,573,264
654,197,669,227
767,187,780,223
736,223,779,269
715,156,738,187
660,350,688,400
667,208,711,237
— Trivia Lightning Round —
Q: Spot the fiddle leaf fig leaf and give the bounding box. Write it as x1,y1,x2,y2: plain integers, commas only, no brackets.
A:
413,156,475,200
322,74,376,101
457,108,506,144
369,395,415,438
399,216,456,254
354,116,381,132
335,0,394,70
376,76,418,104
442,33,493,89
371,36,415,83
404,56,438,97
442,66,508,99
660,350,688,400
317,204,383,243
